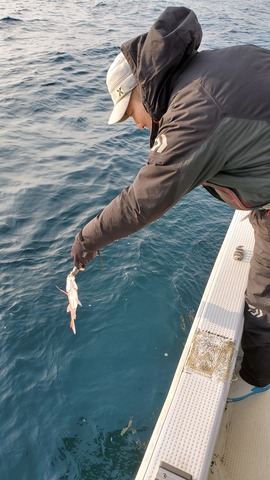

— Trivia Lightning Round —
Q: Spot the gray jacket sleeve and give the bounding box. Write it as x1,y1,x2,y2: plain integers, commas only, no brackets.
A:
80,161,182,252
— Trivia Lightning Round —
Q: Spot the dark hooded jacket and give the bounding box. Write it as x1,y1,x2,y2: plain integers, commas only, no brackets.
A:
78,7,270,257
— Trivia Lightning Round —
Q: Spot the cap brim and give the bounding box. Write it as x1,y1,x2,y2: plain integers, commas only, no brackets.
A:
108,91,132,125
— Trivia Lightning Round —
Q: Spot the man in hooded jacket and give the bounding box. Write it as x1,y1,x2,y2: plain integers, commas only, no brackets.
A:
71,7,270,401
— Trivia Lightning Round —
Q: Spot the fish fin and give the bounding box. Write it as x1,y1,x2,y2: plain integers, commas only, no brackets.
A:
56,285,68,296
78,300,82,307
67,305,71,312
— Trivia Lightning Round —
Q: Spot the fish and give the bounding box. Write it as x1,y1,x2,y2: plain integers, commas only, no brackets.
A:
56,267,82,334
120,419,133,436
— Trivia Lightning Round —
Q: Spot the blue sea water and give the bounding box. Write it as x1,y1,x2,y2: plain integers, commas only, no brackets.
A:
0,1,269,479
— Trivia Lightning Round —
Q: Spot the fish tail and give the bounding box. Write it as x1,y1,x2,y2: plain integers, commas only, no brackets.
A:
70,319,76,334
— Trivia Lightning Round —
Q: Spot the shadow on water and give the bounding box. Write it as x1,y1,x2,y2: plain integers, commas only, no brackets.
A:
50,310,195,480
179,310,196,343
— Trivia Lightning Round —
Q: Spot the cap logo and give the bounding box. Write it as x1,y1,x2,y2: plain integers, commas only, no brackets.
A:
117,86,124,97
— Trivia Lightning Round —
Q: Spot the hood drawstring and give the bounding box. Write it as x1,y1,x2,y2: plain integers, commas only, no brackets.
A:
150,118,160,148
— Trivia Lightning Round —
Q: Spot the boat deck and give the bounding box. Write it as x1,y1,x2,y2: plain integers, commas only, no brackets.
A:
209,370,270,479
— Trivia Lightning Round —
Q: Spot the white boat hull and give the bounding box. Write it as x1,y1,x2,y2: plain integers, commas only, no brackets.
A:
135,211,262,480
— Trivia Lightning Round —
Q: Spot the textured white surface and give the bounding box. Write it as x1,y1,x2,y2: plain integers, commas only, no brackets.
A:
209,363,270,480
135,211,254,480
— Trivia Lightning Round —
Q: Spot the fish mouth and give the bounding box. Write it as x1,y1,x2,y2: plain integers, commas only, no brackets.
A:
71,266,79,277
70,264,85,277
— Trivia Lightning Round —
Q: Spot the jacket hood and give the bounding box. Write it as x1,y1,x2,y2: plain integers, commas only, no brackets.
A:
121,7,202,120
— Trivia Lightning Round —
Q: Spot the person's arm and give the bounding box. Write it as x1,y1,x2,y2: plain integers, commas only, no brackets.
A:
71,160,182,267
72,85,224,267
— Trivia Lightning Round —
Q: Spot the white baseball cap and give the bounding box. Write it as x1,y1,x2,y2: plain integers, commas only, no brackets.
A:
106,52,137,125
